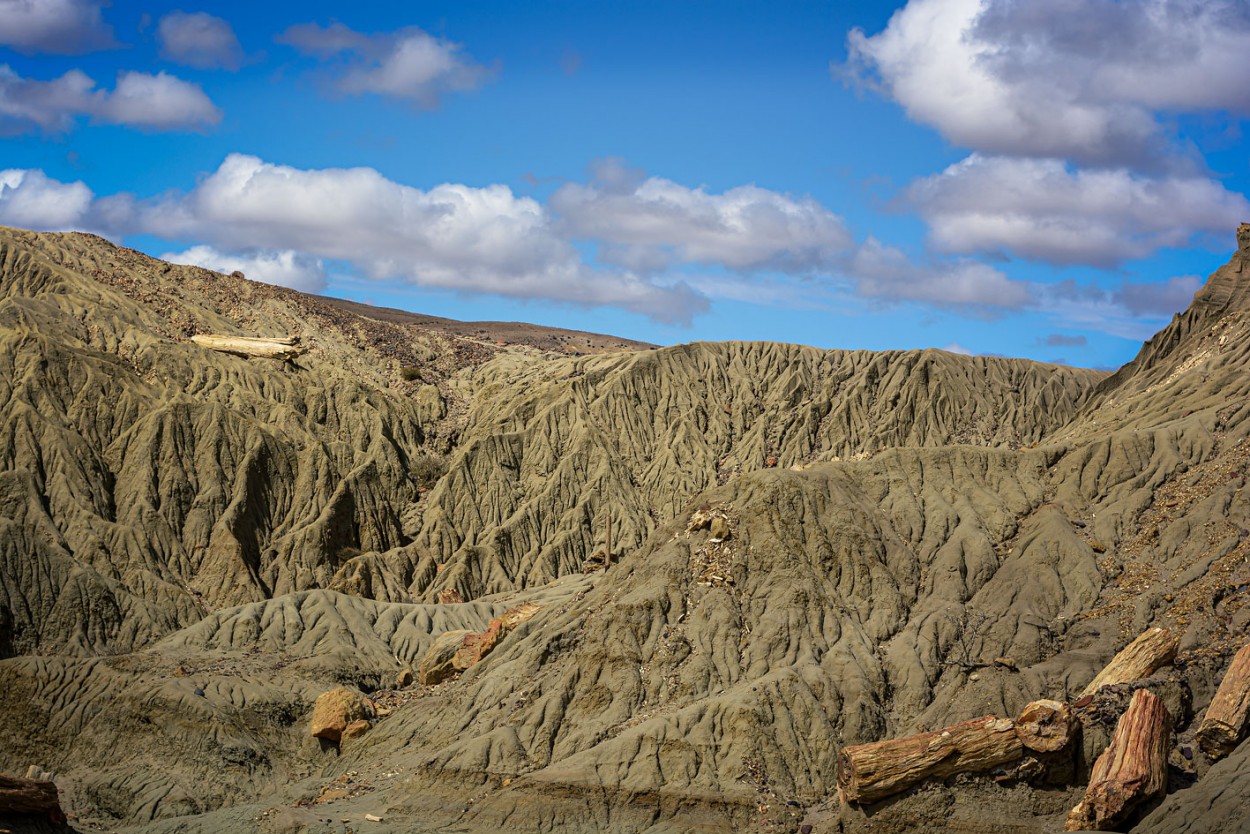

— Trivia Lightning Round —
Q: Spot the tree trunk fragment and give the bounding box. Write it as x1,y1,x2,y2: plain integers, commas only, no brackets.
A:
1196,640,1250,760
1079,627,1178,698
1015,699,1078,753
0,774,64,821
837,715,1022,805
191,334,303,360
1064,688,1171,831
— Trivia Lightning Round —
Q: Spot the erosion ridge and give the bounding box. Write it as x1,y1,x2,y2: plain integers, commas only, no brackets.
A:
1,225,1250,834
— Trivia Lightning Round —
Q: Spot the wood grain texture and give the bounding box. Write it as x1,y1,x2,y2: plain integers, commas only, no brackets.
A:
1196,640,1250,760
1079,627,1178,698
1065,689,1172,831
837,715,1023,804
1015,699,1078,753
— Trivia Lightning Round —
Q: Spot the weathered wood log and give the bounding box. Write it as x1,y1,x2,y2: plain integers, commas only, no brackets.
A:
837,715,1022,805
1079,627,1178,698
0,774,64,821
1015,699,1078,753
1196,640,1250,760
1064,689,1172,831
191,334,303,360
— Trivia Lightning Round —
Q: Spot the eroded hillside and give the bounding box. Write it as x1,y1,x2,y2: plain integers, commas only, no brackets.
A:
2,226,1250,834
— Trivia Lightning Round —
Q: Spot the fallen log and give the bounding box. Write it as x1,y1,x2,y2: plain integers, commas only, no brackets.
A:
1064,689,1171,831
1079,627,1178,698
191,334,304,360
1015,699,1078,753
0,774,65,821
837,715,1022,804
1196,640,1250,760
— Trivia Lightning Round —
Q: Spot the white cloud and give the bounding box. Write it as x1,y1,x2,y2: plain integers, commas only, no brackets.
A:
0,64,221,134
0,0,116,54
0,169,94,230
158,11,243,71
844,0,1250,167
551,158,854,273
161,245,326,292
908,155,1250,267
941,342,973,355
277,22,495,108
848,236,1033,310
135,154,703,322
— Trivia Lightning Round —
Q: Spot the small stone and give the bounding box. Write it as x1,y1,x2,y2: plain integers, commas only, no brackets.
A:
396,667,414,689
1182,745,1193,761
969,673,981,682
993,656,1018,671
341,719,371,741
709,516,731,540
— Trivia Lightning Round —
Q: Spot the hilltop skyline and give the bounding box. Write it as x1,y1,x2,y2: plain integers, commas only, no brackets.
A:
1,0,1248,368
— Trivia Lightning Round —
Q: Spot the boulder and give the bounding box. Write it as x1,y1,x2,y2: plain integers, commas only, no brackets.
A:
309,687,372,742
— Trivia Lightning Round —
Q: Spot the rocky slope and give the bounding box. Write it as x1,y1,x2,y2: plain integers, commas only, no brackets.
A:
2,225,1250,834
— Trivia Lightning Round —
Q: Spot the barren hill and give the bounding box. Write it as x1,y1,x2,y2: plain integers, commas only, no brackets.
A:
2,225,1250,834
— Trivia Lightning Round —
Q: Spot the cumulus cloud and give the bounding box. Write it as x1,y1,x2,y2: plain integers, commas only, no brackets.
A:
847,236,1033,311
161,245,326,292
845,0,1250,167
277,22,495,108
133,154,703,322
158,11,244,71
0,168,94,230
551,158,854,273
0,0,116,54
908,155,1250,267
0,65,221,134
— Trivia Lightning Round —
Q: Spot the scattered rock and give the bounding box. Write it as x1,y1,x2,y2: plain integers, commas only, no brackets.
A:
309,687,373,742
341,720,371,741
396,667,414,689
438,587,464,604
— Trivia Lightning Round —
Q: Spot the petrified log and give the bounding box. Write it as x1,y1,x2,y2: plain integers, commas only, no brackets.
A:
1015,699,1078,753
0,774,64,821
1195,640,1250,759
191,334,303,360
1079,627,1178,698
1064,689,1171,831
837,715,1022,804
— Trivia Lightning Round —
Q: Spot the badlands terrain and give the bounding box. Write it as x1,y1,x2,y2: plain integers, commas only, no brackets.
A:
3,224,1250,833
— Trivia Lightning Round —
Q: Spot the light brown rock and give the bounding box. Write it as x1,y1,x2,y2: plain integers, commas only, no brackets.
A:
309,687,372,742
342,719,371,741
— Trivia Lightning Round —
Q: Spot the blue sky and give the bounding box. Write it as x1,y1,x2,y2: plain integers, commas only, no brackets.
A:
2,0,1248,369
